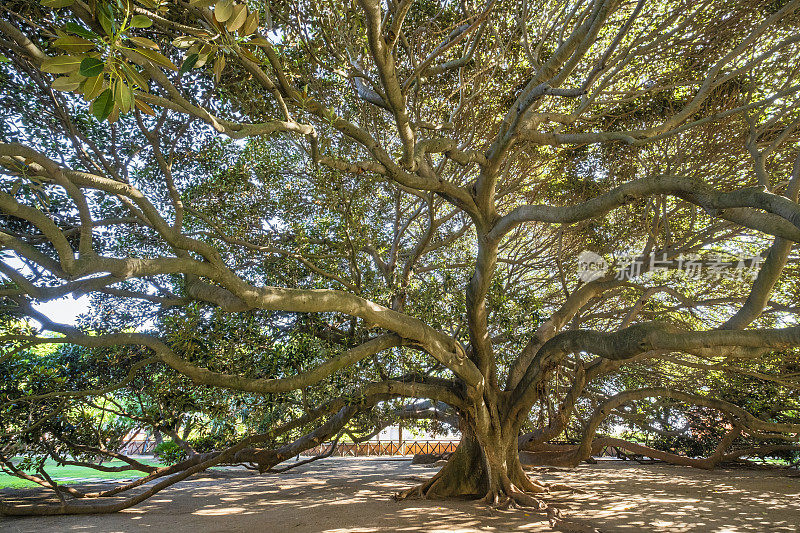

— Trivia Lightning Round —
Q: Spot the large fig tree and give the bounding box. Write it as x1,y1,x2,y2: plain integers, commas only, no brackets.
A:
2,0,800,517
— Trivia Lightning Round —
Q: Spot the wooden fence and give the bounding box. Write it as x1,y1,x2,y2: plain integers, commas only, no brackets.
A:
120,439,157,455
304,440,460,457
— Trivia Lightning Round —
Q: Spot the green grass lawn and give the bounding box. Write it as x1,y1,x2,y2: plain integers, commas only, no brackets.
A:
0,458,163,489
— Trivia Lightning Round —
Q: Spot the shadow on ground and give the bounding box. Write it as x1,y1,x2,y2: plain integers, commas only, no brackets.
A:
1,457,799,532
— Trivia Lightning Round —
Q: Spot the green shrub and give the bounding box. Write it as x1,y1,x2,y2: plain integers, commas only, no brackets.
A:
153,441,186,465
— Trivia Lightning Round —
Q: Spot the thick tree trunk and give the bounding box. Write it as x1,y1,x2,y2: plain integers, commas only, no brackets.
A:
401,418,547,506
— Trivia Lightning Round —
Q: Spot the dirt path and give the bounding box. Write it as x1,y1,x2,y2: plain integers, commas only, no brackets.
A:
1,457,799,532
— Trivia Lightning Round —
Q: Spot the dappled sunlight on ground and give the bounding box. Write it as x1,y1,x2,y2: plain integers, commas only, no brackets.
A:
1,457,799,532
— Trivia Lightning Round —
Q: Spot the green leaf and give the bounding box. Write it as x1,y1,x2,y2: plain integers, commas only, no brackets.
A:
179,53,199,75
91,88,114,121
40,55,82,74
134,98,156,116
128,36,159,50
82,74,105,101
79,57,104,77
213,55,225,82
52,35,95,53
194,53,210,68
242,10,259,35
52,75,83,92
107,104,120,124
214,0,234,22
226,4,247,32
115,79,133,113
214,55,225,83
237,47,259,64
41,0,74,8
172,36,197,48
120,62,148,91
264,4,272,30
130,15,153,28
136,48,179,71
249,36,271,48
97,7,115,36
0,54,9,63
63,22,99,40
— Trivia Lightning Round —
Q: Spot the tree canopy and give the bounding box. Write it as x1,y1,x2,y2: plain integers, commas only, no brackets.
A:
1,0,800,519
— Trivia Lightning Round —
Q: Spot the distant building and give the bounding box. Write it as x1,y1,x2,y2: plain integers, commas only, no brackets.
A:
119,429,157,455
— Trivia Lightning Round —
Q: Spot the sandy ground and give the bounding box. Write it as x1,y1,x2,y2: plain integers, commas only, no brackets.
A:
1,457,799,532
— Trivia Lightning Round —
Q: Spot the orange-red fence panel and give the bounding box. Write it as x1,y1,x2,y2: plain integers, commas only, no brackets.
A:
303,440,460,457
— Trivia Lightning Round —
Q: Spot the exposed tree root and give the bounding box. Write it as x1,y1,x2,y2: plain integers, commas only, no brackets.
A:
395,462,453,500
504,489,548,510
396,474,598,532
395,450,600,533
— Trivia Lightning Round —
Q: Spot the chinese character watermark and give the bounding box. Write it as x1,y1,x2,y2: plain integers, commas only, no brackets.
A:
577,250,609,282
578,251,764,282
